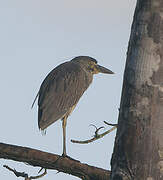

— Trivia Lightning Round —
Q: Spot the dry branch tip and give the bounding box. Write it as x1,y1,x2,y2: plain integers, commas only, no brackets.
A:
3,165,47,180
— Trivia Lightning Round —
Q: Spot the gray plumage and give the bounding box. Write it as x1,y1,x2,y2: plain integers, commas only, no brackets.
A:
38,58,93,130
32,56,114,156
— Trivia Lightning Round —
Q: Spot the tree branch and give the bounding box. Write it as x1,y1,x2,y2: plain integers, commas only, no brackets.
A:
71,122,117,144
0,142,110,180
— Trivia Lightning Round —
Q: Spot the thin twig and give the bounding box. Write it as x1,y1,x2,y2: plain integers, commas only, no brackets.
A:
3,165,47,179
29,169,47,179
71,126,117,144
103,121,118,127
89,124,105,137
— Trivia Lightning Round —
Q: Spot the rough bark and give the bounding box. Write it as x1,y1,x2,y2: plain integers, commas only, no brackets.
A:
0,142,110,180
110,0,163,179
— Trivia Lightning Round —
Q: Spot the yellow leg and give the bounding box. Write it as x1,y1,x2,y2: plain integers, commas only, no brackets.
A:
62,116,67,156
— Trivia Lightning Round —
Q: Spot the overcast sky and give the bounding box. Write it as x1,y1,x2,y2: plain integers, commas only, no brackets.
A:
0,0,136,179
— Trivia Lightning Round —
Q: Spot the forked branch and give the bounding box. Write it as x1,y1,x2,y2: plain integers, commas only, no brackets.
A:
71,121,117,144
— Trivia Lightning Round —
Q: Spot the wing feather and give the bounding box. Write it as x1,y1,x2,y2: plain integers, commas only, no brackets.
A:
38,61,92,130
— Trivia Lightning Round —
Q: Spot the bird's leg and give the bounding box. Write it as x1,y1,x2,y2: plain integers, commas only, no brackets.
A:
62,116,67,157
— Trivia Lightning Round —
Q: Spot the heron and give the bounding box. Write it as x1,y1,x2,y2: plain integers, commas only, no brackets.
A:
32,56,114,157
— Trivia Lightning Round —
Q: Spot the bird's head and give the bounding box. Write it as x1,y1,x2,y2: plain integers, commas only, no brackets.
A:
71,56,114,75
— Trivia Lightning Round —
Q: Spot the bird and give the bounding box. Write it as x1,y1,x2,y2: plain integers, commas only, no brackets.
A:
32,56,114,157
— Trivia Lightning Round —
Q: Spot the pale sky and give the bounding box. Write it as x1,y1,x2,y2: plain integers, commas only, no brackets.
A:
0,0,136,179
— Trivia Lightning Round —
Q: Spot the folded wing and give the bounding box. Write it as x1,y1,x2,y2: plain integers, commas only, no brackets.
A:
38,61,92,130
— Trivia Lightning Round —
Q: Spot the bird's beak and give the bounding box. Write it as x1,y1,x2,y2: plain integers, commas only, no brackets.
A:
96,65,114,74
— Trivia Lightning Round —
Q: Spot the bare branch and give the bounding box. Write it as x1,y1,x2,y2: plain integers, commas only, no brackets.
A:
3,165,28,178
0,142,110,180
3,165,47,180
71,126,116,144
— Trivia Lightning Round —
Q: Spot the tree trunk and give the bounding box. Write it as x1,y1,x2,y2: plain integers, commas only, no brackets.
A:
110,0,163,179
